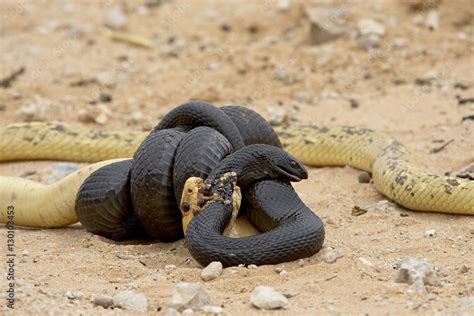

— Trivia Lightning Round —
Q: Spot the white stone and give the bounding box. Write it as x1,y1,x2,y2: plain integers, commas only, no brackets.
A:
424,229,437,237
375,200,396,212
168,282,214,312
182,308,194,315
103,8,128,30
425,10,439,30
64,291,84,300
357,19,385,36
164,308,180,316
113,291,148,312
277,0,291,12
165,264,177,273
247,264,258,269
201,261,223,281
201,305,224,314
250,286,288,310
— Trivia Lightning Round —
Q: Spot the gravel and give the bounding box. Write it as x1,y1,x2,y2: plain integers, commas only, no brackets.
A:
103,8,128,30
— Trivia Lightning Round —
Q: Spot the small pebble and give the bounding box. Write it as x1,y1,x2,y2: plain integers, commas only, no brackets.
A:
201,305,224,314
64,291,84,300
425,10,439,30
305,6,346,45
250,286,288,310
293,91,313,103
350,98,359,108
168,282,214,312
277,0,291,12
103,8,128,30
201,261,223,281
21,249,29,256
164,264,177,273
459,264,470,274
424,229,437,237
321,247,343,264
375,200,396,212
247,264,258,269
267,106,289,126
358,172,371,183
182,308,194,315
279,270,288,277
113,290,148,312
275,266,285,273
93,294,114,308
297,259,305,267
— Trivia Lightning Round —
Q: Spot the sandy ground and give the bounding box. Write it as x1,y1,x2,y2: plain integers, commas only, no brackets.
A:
1,0,473,315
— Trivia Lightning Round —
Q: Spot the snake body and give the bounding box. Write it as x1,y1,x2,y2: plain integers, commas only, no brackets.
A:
0,105,473,233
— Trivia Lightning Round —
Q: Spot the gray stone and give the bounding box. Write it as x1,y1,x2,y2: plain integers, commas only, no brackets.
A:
93,294,114,308
201,261,223,281
182,308,194,315
357,19,385,51
358,172,371,183
250,286,288,310
168,282,214,312
103,8,128,30
321,247,343,264
394,257,441,293
113,290,148,312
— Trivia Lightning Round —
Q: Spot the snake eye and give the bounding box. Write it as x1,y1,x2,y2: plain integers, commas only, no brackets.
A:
181,202,190,213
290,160,297,168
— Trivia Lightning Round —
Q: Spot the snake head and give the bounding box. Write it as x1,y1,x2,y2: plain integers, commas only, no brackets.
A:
273,152,308,182
180,177,205,235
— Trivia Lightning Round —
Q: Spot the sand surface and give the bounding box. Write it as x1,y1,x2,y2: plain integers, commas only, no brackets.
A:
1,0,473,315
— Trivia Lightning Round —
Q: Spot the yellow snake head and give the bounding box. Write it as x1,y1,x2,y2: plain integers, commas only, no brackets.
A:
179,173,242,236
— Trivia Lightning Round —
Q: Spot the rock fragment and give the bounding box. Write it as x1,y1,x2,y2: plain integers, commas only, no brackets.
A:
103,8,128,30
394,257,441,293
164,264,177,273
201,305,224,314
168,282,214,312
425,10,439,30
357,19,385,51
277,0,291,12
113,290,148,312
375,200,396,212
250,286,288,310
305,5,346,45
64,291,84,300
320,247,343,264
267,106,289,126
201,261,223,281
358,172,371,183
424,229,437,237
78,104,110,125
93,294,114,308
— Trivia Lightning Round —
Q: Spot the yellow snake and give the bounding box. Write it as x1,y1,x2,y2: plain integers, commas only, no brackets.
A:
0,122,472,229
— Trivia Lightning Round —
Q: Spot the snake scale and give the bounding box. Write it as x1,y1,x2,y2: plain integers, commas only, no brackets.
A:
0,103,473,233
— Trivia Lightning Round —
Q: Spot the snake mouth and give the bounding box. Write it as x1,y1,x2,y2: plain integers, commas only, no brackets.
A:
274,165,305,182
